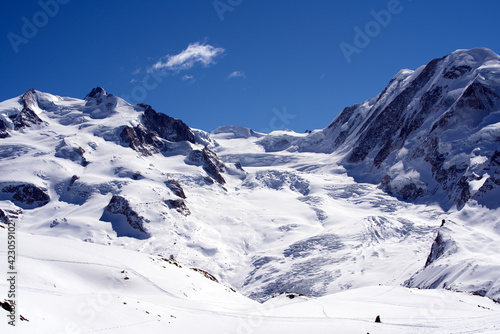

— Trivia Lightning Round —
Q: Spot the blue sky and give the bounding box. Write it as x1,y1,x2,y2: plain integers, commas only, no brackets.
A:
1,0,500,133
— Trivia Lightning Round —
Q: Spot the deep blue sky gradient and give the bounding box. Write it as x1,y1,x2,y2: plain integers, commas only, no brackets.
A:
1,0,500,132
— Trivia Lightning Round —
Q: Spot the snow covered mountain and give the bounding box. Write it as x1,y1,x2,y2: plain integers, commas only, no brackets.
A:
261,47,500,210
1,48,500,333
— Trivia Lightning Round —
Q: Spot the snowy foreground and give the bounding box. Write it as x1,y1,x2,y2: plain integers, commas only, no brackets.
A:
1,231,500,334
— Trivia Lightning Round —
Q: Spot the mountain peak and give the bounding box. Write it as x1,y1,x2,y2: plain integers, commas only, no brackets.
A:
22,88,37,96
85,87,108,99
447,47,499,63
441,48,500,75
21,88,38,107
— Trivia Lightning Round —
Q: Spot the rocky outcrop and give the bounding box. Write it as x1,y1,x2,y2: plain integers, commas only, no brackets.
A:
186,147,226,184
120,124,164,155
120,104,196,154
85,87,108,101
101,195,150,239
1,183,50,208
424,230,457,268
165,199,190,216
0,120,8,138
9,89,44,130
140,104,196,144
405,223,500,302
55,140,89,166
0,209,10,224
443,65,471,79
190,268,219,282
380,174,425,200
165,179,186,199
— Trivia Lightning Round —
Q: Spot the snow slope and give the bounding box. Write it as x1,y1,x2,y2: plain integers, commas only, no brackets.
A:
1,230,500,334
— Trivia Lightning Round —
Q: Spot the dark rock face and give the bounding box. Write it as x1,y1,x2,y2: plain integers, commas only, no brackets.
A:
0,209,10,224
348,57,444,166
422,135,485,209
85,87,108,100
0,119,8,138
120,124,163,155
141,104,196,144
424,231,453,267
443,65,472,79
190,268,218,282
1,183,50,208
165,179,186,199
102,195,150,239
186,147,226,184
10,106,43,130
9,89,44,130
456,82,496,110
433,82,497,132
119,105,196,154
326,104,362,148
401,183,424,201
491,150,500,166
165,199,191,216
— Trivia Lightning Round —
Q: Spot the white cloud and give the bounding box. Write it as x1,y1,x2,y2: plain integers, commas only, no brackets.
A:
227,71,246,79
182,74,194,81
151,42,225,72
